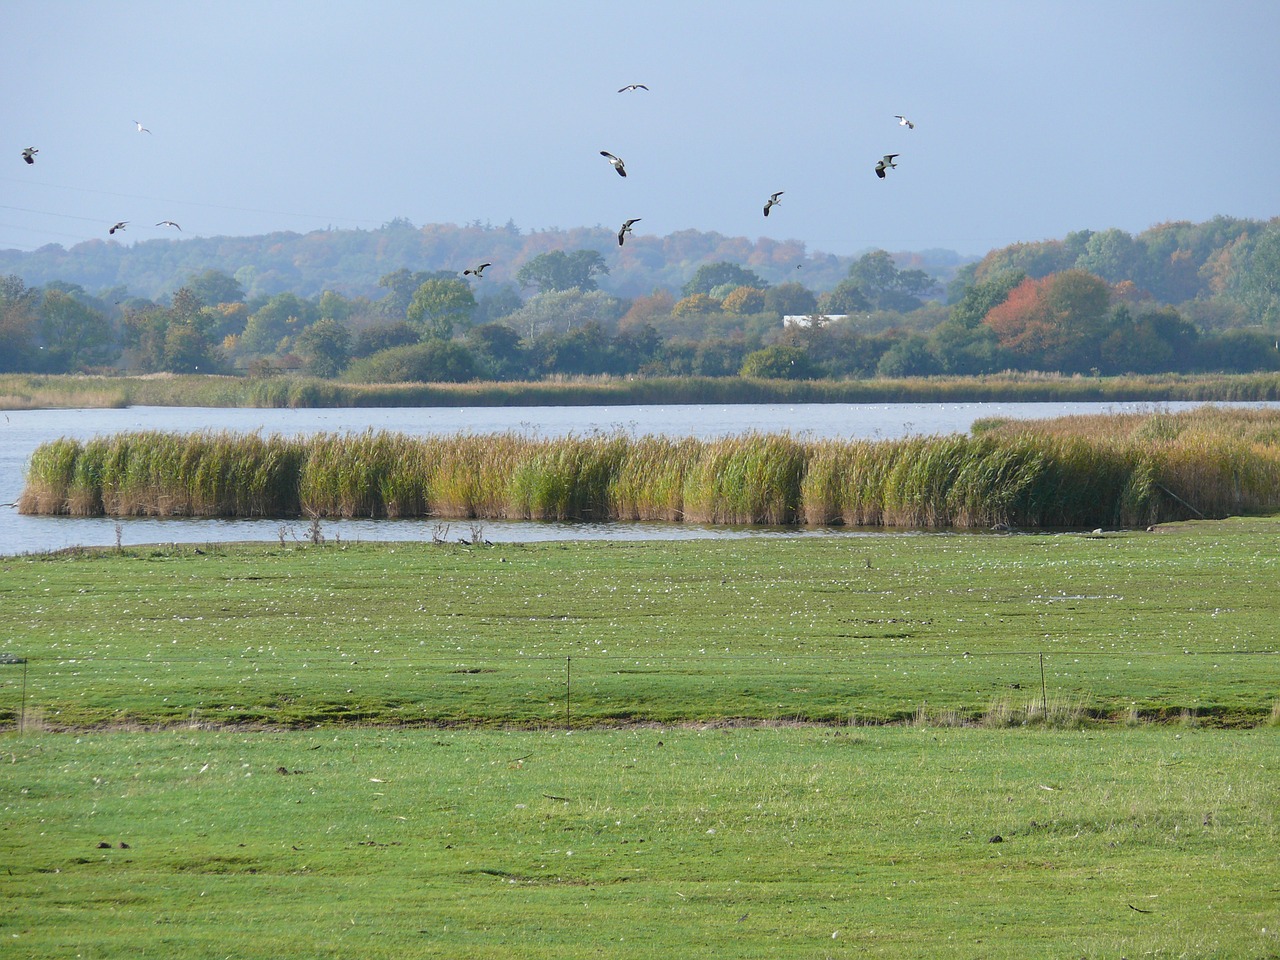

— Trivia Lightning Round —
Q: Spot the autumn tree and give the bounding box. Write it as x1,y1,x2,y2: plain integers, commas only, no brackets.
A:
720,286,766,314
983,270,1112,372
671,293,719,317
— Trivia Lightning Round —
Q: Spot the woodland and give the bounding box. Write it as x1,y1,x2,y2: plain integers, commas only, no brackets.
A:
1,215,1278,384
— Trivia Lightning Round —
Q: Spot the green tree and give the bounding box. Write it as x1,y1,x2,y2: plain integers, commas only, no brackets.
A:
818,279,870,315
295,319,352,377
345,340,476,383
161,323,220,373
472,284,524,325
740,344,814,379
376,268,454,318
0,275,40,372
1076,228,1145,285
506,289,625,339
465,323,527,380
317,290,355,323
406,278,476,340
948,269,1026,329
352,322,420,358
543,321,610,376
515,250,609,293
239,293,317,355
875,335,938,377
37,289,117,371
1226,226,1280,327
846,250,937,311
184,269,245,306
682,262,766,297
762,282,818,317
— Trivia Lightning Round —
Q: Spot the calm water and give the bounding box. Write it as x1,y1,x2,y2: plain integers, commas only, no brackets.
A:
2,400,1273,555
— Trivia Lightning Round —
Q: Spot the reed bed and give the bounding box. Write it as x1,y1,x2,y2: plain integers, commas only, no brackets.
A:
19,407,1280,527
5,371,1280,410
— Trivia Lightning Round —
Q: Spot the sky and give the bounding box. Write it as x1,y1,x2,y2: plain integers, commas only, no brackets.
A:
2,0,1278,260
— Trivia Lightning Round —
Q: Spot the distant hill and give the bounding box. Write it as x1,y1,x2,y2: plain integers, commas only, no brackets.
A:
0,219,975,302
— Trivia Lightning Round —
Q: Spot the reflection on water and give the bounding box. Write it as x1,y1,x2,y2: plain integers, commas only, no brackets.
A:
3,400,1275,555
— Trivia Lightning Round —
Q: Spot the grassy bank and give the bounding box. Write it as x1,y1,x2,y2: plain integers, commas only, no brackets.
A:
3,526,1278,729
3,371,1280,410
20,408,1280,528
3,726,1277,959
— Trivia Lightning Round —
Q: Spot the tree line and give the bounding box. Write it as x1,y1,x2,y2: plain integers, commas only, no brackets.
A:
2,216,1278,382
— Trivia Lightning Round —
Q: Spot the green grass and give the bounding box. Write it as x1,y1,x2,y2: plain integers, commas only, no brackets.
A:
2,522,1278,729
2,726,1278,959
3,370,1280,410
3,526,1279,958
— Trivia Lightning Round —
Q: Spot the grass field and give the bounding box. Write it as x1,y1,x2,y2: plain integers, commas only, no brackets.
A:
3,526,1279,958
3,726,1278,959
2,522,1278,729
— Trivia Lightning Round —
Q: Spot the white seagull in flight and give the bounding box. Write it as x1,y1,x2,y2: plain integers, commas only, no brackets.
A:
895,115,915,129
618,218,641,246
874,154,899,179
763,191,784,217
134,120,152,134
156,220,181,230
109,221,129,235
463,262,492,277
617,84,649,93
600,151,627,177
22,147,38,165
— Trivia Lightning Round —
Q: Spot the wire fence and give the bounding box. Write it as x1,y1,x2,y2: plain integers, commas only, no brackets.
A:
3,648,1278,733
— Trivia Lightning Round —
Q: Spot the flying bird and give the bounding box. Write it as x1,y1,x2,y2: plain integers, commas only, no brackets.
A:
763,191,784,217
134,120,152,134
109,221,128,235
617,84,649,93
21,147,37,164
156,220,181,230
874,154,899,179
895,115,915,129
617,218,641,246
463,262,492,277
600,151,627,177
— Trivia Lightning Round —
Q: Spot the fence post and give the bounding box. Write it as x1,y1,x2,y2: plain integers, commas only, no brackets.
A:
565,657,571,731
1039,652,1048,719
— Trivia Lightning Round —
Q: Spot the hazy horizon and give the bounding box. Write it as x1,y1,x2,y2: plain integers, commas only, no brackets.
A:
4,1,1278,259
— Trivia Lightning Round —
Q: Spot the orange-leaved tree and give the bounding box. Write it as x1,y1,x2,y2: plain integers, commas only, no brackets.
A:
983,270,1111,372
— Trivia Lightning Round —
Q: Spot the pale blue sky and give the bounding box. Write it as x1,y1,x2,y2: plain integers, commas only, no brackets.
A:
3,0,1277,258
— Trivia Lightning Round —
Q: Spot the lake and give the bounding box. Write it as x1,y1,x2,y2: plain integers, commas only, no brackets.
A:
2,400,1273,555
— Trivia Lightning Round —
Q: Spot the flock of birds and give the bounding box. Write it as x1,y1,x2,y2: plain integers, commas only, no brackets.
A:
19,121,183,236
452,88,916,277
18,91,916,277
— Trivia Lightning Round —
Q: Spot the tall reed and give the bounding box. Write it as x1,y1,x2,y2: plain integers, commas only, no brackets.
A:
19,408,1280,528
